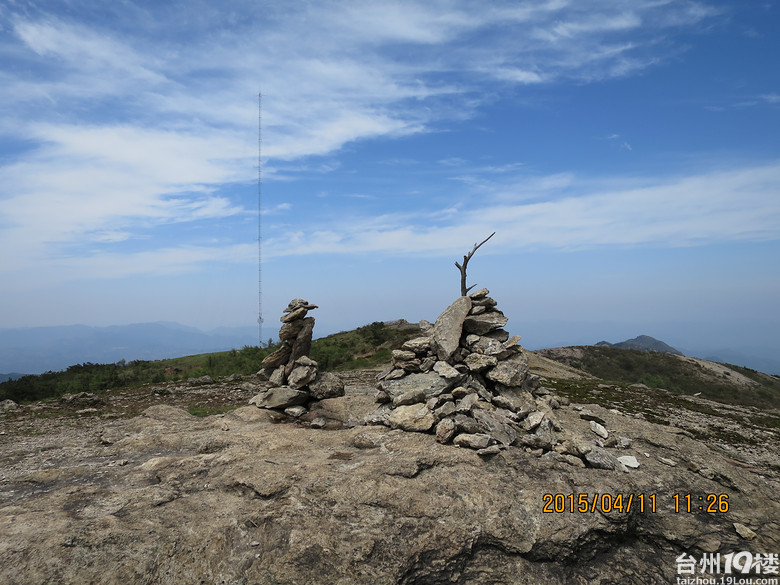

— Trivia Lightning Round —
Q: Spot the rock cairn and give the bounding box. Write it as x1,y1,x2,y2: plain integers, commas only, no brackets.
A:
249,299,344,417
369,288,626,468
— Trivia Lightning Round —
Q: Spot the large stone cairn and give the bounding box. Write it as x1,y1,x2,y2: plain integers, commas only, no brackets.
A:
249,299,344,416
369,288,580,460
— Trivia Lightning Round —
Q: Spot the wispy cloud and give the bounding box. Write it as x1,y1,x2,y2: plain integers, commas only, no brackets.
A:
263,162,780,257
0,0,723,282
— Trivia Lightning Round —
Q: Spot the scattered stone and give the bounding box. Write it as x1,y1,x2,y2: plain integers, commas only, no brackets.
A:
384,368,406,381
453,433,491,450
249,387,308,410
584,448,628,472
554,453,587,468
477,445,502,457
187,376,213,386
350,433,381,449
733,523,757,540
658,457,677,467
519,418,555,451
590,421,609,439
579,411,606,425
284,406,307,418
287,362,318,389
279,319,305,340
60,392,104,406
310,416,327,429
523,411,545,432
454,414,483,435
392,349,417,362
472,409,516,446
617,455,640,469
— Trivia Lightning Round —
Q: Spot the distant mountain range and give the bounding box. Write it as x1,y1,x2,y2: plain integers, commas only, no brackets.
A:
2,323,777,378
0,322,259,375
595,335,683,356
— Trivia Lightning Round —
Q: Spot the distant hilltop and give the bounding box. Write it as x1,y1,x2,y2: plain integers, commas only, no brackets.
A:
595,335,683,356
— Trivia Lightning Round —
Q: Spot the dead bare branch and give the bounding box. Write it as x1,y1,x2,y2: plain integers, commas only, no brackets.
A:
454,232,496,296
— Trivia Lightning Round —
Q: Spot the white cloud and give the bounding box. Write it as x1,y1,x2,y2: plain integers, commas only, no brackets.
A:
262,162,780,257
0,0,725,284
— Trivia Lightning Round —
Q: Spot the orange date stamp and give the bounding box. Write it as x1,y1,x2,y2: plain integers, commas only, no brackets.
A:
542,493,730,514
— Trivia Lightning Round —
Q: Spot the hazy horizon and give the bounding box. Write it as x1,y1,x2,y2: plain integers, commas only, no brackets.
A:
2,312,778,377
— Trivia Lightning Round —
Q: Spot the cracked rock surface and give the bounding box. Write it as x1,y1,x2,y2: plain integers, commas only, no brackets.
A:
1,369,778,585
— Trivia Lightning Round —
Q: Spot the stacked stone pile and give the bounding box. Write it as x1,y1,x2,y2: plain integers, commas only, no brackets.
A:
249,299,344,416
368,288,631,469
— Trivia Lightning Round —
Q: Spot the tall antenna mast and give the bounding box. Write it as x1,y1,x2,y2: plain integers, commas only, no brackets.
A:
257,91,264,346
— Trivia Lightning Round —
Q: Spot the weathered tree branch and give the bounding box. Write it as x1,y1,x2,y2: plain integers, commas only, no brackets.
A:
454,232,496,296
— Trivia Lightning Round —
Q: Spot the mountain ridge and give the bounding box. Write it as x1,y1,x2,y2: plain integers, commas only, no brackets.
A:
595,334,683,355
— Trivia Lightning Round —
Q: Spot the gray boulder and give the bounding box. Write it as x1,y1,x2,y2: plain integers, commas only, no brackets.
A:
402,336,432,354
432,296,472,361
453,433,491,450
393,389,427,407
584,447,628,472
471,409,517,447
464,353,498,372
388,404,436,432
486,352,529,387
379,372,453,401
249,387,309,410
308,372,345,400
287,363,318,390
463,310,508,335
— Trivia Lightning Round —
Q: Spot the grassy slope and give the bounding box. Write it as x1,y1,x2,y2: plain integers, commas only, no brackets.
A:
3,320,778,414
540,346,780,410
0,321,421,404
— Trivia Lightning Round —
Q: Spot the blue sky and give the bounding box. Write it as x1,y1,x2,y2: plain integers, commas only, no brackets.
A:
1,1,779,364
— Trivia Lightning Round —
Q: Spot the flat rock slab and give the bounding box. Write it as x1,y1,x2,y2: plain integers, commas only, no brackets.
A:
2,373,779,585
378,372,453,400
463,310,508,335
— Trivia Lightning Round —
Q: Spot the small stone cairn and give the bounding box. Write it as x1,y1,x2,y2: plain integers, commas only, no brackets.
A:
369,288,623,467
249,299,344,417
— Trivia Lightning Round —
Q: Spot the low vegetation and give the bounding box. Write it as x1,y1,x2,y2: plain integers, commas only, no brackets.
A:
0,321,420,404
546,346,780,410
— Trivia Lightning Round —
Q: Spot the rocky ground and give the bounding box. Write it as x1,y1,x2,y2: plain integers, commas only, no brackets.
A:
1,363,778,585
